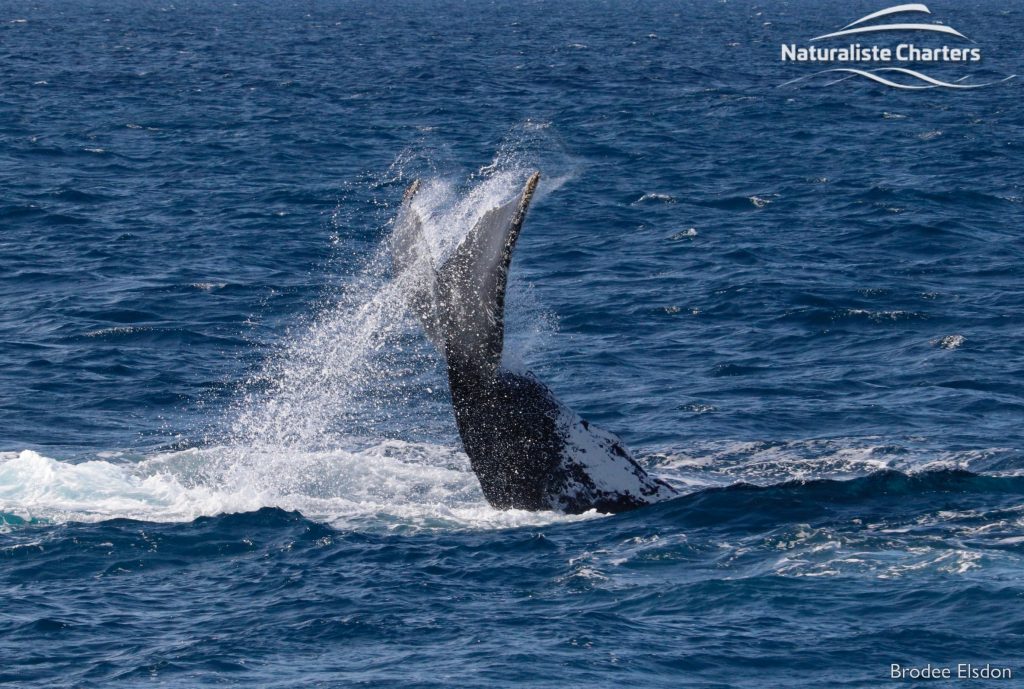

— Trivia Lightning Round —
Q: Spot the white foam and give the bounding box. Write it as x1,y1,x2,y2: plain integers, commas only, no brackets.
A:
934,334,965,350
636,192,675,203
651,437,1021,488
0,446,592,531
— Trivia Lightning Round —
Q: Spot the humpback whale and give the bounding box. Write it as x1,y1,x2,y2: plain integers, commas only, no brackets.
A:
391,173,677,514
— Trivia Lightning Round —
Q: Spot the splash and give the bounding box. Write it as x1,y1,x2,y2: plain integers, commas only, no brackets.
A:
202,163,561,524
0,134,582,530
226,165,558,455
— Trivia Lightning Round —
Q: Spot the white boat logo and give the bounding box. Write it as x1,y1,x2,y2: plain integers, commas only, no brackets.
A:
780,3,1016,89
811,3,967,42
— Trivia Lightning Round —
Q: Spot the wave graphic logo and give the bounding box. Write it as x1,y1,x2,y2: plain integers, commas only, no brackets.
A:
780,3,1016,90
810,3,967,42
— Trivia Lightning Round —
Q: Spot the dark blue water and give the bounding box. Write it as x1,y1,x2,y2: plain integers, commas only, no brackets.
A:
2,1,1023,686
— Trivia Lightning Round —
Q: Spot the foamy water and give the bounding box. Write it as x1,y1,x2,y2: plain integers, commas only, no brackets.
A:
4,437,1015,531
0,445,592,531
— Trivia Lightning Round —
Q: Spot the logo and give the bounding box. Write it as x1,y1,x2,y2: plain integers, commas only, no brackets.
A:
780,3,1016,89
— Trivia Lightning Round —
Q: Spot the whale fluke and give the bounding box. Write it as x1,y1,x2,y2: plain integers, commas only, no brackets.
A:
390,173,677,513
392,173,540,377
391,179,447,348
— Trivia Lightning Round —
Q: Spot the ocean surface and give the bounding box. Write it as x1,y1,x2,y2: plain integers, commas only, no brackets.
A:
2,0,1023,686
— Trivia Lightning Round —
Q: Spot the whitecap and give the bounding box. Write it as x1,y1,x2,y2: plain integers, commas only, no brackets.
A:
934,334,965,350
669,227,697,240
636,192,675,204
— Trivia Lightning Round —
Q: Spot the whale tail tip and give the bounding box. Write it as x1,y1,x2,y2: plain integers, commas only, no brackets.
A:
391,173,541,375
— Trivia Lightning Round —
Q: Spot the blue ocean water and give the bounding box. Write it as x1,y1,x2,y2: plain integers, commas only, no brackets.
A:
2,0,1023,686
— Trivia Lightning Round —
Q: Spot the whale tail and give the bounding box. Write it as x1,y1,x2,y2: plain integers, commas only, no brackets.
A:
391,173,677,514
391,173,540,377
